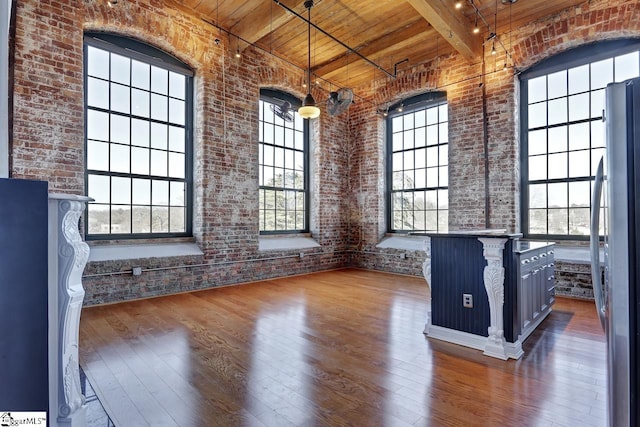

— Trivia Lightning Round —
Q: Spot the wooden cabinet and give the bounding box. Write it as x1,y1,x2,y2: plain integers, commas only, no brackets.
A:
422,233,556,359
516,242,555,342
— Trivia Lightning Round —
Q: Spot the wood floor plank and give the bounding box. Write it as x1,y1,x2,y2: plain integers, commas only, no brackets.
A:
80,268,607,426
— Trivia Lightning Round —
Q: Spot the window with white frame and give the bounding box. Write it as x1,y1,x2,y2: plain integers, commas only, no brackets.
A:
258,89,309,233
521,39,640,239
84,33,193,239
387,92,449,233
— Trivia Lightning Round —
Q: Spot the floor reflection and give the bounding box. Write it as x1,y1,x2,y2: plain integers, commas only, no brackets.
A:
79,270,606,426
247,298,313,425
384,295,434,425
79,366,115,427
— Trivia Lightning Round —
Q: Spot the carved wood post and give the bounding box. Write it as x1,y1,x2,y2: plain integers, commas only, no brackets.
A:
478,237,508,360
422,236,432,334
49,194,91,427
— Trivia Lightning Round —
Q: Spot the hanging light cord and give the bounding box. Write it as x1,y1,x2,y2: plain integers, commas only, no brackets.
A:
273,0,395,78
466,0,516,66
307,2,311,89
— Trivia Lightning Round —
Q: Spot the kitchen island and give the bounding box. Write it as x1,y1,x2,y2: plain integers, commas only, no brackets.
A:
419,230,555,360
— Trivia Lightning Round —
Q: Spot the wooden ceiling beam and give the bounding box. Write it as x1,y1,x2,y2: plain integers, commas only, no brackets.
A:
231,0,306,48
311,19,430,79
406,0,481,61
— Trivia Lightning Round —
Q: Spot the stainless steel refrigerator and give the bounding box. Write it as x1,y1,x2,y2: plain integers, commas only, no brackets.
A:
591,77,640,427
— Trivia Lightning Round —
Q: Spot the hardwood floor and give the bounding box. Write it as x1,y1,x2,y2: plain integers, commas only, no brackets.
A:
79,269,607,427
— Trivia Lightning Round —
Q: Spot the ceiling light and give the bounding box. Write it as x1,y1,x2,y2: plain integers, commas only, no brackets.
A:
455,1,463,9
298,0,320,120
397,104,404,113
491,42,497,55
473,13,480,34
235,49,241,58
107,0,117,6
299,93,321,119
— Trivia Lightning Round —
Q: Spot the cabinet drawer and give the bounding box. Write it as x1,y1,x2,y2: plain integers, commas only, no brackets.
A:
516,242,555,342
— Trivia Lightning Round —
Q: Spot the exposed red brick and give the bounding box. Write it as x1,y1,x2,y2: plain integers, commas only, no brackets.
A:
9,0,640,303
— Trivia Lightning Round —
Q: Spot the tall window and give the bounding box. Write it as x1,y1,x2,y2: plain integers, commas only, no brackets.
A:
258,89,309,233
521,39,640,239
387,92,448,233
84,33,193,239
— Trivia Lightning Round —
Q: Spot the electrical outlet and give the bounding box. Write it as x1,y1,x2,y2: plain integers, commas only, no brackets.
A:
299,252,304,259
132,267,143,276
463,293,473,308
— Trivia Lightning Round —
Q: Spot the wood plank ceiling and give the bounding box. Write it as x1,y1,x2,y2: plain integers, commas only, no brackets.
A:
172,0,586,89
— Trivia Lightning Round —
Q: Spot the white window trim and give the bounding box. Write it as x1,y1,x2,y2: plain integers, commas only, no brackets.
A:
553,245,603,264
0,0,11,178
376,235,427,251
258,235,320,251
88,241,203,262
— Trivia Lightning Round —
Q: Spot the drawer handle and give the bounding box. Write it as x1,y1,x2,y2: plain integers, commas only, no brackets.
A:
540,253,547,257
521,259,531,264
548,250,554,254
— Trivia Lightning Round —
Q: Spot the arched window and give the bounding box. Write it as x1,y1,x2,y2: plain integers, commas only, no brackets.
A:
258,89,309,233
386,92,449,233
520,39,640,239
83,33,193,239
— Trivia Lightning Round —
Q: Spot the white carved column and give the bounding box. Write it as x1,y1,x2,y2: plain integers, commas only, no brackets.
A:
48,194,91,427
478,237,509,360
422,236,432,334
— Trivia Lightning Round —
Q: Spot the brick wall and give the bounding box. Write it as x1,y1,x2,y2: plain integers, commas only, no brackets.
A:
554,261,595,299
12,0,85,192
10,0,640,304
12,0,348,305
347,0,640,282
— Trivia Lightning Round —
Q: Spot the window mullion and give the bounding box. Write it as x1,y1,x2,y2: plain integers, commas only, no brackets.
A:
85,35,191,239
522,41,640,239
259,92,308,234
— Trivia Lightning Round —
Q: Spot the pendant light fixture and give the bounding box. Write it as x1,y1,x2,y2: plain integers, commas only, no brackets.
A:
298,0,320,119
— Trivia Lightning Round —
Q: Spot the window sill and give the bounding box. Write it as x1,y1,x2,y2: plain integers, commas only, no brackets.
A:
553,245,602,264
258,235,320,252
88,241,203,262
376,235,427,251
